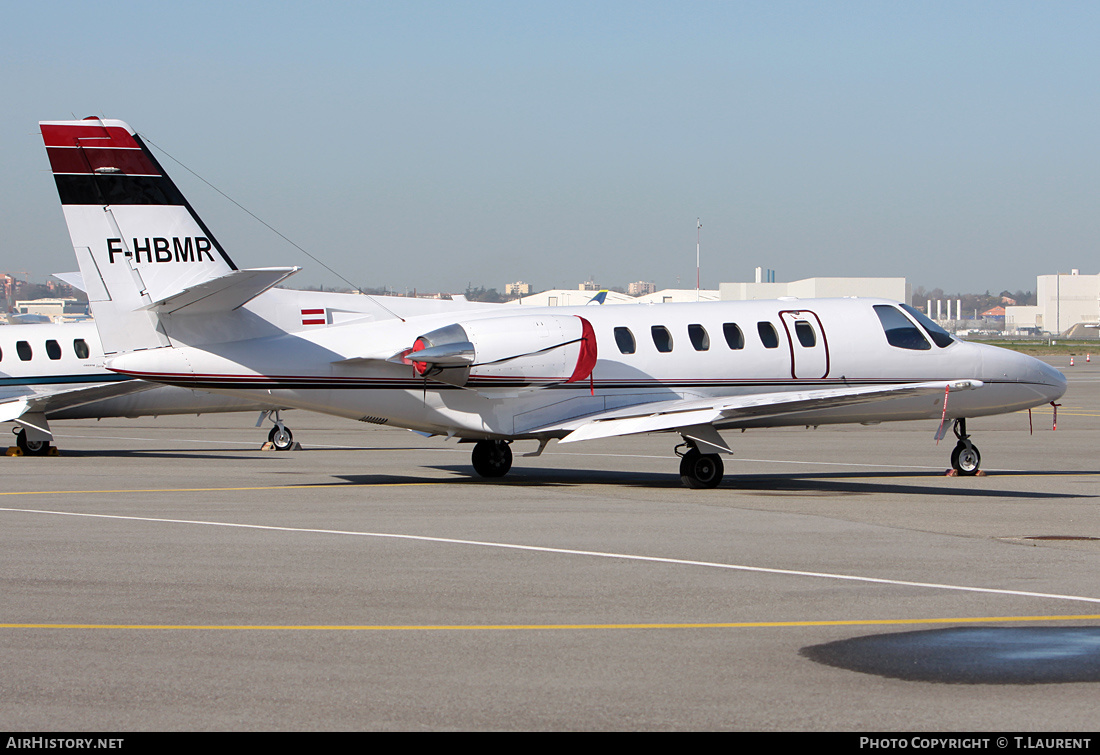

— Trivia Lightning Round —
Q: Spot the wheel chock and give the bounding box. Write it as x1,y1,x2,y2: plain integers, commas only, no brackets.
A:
5,446,60,457
261,442,303,451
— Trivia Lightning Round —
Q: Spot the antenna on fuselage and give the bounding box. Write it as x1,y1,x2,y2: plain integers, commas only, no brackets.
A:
696,218,702,301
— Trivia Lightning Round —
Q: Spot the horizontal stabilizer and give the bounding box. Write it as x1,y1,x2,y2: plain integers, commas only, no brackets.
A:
547,380,983,444
146,267,300,315
53,271,85,292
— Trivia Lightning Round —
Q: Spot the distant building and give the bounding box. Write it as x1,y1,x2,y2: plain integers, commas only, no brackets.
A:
504,281,531,296
513,289,635,307
981,306,1006,321
633,289,719,304
719,276,909,303
627,281,656,296
1006,269,1100,335
14,297,86,321
0,274,23,306
516,287,727,306
578,279,600,291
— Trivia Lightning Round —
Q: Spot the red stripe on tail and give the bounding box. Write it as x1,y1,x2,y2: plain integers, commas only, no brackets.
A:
41,122,140,150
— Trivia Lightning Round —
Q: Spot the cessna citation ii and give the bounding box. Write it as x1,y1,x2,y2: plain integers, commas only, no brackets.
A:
0,320,300,454
40,117,1066,487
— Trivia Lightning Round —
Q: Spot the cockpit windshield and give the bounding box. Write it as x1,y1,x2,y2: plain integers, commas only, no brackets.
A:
874,305,930,350
900,303,955,347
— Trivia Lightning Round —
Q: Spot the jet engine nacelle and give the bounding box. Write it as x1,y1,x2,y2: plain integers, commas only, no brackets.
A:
406,314,597,389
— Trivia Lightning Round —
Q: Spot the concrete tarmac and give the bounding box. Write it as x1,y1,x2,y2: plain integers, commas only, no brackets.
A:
2,355,1098,731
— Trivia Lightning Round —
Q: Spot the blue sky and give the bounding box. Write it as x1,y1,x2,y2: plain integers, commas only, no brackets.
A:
3,1,1098,294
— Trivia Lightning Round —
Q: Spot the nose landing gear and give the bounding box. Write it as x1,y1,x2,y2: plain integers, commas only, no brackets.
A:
949,418,981,476
258,410,296,450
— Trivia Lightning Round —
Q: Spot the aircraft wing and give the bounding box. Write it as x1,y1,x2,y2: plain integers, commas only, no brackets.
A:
0,379,158,424
536,380,983,446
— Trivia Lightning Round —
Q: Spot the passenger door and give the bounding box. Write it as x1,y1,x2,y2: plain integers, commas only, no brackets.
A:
779,310,830,379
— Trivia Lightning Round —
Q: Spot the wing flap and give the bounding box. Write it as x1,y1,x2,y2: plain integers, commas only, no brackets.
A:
546,380,982,444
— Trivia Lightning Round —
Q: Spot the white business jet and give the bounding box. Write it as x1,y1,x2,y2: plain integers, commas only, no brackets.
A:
0,319,302,454
40,117,1066,487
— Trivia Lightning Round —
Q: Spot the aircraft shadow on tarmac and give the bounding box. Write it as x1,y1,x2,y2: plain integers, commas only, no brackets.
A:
716,471,1098,499
59,448,281,461
802,626,1100,684
323,465,1099,499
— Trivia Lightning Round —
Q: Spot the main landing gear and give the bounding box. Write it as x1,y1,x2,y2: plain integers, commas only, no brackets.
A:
13,427,50,456
466,436,727,486
949,418,981,476
471,439,512,478
676,440,724,489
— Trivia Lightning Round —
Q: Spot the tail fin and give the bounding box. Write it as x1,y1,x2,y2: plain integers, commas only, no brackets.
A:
41,117,237,353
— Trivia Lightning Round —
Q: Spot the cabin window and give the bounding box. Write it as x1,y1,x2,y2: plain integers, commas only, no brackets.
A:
874,305,931,350
900,303,955,348
74,339,90,359
723,323,744,350
688,324,710,351
757,322,779,349
651,326,673,353
0,346,3,361
45,340,62,360
16,341,32,361
614,327,636,354
794,321,816,348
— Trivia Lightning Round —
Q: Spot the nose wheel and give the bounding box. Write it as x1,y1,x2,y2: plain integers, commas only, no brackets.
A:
949,418,981,476
267,423,294,451
259,410,295,450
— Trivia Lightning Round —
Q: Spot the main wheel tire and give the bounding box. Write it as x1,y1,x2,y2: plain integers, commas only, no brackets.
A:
15,429,50,456
268,425,294,451
472,440,513,478
951,441,981,476
679,449,724,489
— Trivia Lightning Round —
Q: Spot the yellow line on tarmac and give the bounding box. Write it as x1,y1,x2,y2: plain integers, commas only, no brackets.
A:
3,615,1100,632
1029,411,1100,417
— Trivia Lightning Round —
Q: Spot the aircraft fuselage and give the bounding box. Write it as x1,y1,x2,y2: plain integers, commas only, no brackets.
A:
107,296,1066,440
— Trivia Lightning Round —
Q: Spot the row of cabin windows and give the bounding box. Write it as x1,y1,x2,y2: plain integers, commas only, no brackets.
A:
0,338,91,362
613,321,816,355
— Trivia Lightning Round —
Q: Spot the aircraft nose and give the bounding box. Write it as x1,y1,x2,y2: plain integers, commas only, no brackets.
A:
973,343,1067,406
1034,358,1068,403
1000,348,1066,403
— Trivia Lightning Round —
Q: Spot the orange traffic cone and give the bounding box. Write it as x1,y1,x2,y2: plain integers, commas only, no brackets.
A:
1070,357,1075,366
